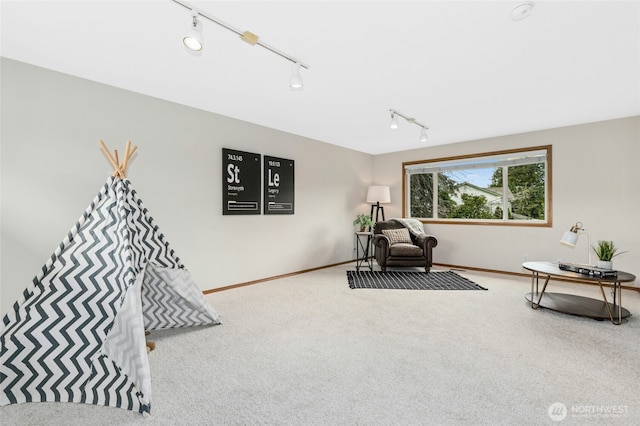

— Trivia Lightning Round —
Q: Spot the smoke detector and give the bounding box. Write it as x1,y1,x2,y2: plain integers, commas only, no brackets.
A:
511,2,535,21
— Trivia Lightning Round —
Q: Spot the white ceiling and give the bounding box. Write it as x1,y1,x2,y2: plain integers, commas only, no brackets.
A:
2,0,639,154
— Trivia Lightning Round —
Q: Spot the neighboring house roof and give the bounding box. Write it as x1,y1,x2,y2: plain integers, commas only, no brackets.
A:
458,182,502,197
453,182,513,213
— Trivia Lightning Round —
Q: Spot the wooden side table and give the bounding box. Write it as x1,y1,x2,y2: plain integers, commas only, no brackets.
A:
355,232,373,271
522,261,636,325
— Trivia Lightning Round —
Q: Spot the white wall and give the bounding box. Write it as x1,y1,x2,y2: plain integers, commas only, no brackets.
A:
373,116,640,275
0,58,373,313
3,58,638,315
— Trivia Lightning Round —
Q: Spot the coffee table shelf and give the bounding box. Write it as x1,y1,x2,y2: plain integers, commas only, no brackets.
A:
524,292,631,321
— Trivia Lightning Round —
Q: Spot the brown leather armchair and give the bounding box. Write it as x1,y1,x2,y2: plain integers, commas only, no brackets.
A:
372,219,438,272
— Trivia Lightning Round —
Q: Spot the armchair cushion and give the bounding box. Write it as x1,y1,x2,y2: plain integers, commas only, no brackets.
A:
382,228,412,245
389,243,423,257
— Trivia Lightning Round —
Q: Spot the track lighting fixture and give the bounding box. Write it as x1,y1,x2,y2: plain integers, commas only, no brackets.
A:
172,0,310,89
290,63,303,90
183,13,203,54
388,109,430,143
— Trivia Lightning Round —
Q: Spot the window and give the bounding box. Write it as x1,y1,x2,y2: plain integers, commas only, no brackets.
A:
403,146,551,226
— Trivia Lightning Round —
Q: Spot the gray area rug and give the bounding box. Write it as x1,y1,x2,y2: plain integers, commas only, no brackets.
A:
347,270,488,290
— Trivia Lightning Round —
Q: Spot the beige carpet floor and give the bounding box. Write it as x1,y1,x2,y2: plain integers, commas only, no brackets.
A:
1,263,639,425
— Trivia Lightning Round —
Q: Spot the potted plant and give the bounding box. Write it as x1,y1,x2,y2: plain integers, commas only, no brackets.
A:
353,213,374,232
592,240,626,270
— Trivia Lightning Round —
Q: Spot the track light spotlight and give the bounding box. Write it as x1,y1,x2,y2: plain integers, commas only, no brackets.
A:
420,127,428,143
389,113,399,130
290,63,303,91
183,13,203,54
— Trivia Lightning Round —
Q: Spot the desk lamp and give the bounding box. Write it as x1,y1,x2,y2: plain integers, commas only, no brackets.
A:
560,221,592,265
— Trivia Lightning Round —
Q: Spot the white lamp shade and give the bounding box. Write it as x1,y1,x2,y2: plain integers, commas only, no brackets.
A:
183,19,203,53
560,231,578,247
366,185,391,203
420,127,428,142
183,32,203,51
289,76,303,89
290,64,303,90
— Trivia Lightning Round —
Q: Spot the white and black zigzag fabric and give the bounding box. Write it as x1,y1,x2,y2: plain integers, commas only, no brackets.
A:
0,177,220,414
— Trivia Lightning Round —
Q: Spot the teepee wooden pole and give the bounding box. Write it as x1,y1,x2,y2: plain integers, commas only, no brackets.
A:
122,140,133,177
99,140,119,172
124,145,137,178
122,141,130,169
100,140,137,179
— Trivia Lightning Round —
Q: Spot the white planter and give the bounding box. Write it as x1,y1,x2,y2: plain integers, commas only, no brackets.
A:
597,260,613,270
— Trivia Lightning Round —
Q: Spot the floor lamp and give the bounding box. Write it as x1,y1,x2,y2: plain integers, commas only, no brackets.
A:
367,185,391,224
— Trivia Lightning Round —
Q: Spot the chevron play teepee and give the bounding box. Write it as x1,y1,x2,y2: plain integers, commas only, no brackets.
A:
0,141,220,414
